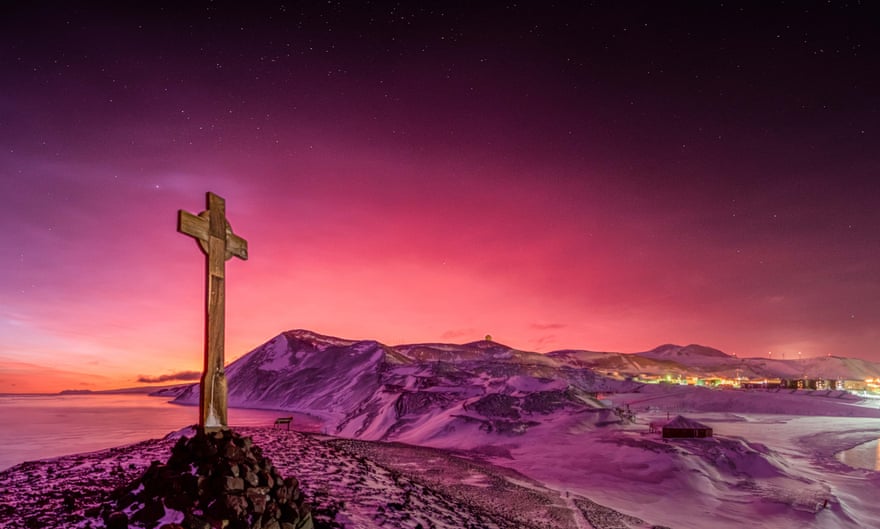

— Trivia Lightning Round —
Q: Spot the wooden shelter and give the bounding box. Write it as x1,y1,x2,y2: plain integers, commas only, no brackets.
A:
662,415,713,438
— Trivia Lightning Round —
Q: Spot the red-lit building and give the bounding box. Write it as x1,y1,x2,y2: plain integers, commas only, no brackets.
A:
662,416,713,438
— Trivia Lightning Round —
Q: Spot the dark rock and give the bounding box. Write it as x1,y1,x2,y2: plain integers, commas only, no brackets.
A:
182,513,211,529
103,428,313,529
280,501,301,520
62,490,77,509
225,476,245,491
471,393,521,418
221,493,249,518
131,497,165,525
116,492,137,510
224,442,244,461
264,502,281,521
106,511,129,529
165,488,194,512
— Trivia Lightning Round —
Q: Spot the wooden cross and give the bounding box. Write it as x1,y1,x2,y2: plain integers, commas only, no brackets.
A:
177,192,248,432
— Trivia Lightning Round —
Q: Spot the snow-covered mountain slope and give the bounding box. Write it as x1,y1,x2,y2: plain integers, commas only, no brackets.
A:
173,329,637,441
747,355,880,380
395,338,560,366
636,343,732,364
174,330,880,439
174,330,410,422
550,344,880,380
547,348,689,375
547,343,743,376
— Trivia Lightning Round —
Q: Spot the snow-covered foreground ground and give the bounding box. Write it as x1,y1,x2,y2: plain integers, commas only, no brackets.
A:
1,393,878,528
501,390,880,529
0,427,665,529
476,412,880,529
363,385,880,529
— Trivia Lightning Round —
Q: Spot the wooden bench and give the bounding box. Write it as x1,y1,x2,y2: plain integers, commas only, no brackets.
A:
274,417,293,430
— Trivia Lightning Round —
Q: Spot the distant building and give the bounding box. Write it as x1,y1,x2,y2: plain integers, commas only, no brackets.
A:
743,378,782,389
662,415,713,439
780,378,846,390
844,380,868,391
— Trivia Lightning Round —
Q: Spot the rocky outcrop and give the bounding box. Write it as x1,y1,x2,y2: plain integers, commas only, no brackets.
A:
102,428,313,529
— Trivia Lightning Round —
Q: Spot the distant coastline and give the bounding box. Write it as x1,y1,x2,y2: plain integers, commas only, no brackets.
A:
0,383,193,398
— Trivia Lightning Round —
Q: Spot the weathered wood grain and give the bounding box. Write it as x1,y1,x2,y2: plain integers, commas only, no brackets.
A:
177,192,247,432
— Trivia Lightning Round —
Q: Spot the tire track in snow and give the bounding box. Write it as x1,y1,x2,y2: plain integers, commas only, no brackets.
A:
563,490,596,529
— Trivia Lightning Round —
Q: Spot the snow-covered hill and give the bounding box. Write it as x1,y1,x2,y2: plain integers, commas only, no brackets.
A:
174,329,635,440
173,330,880,440
550,343,880,380
161,329,880,529
636,343,732,364
175,330,409,423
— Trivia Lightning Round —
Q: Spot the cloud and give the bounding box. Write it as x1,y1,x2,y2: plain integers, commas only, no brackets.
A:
440,328,479,340
137,371,201,384
530,322,567,330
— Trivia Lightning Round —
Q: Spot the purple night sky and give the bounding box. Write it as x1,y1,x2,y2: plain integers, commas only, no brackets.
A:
1,2,877,392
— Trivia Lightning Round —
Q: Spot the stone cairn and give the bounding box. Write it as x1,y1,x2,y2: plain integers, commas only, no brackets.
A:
102,428,313,529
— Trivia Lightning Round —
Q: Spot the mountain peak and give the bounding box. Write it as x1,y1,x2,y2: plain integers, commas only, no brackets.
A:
282,329,359,348
641,343,731,359
461,339,513,351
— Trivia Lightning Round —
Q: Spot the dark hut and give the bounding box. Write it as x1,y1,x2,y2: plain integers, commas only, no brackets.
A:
662,415,713,438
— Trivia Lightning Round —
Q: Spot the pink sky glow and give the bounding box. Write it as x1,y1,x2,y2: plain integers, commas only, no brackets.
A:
1,4,878,392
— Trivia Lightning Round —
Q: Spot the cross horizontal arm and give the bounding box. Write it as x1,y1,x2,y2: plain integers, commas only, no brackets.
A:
227,233,248,260
178,209,209,241
178,209,248,261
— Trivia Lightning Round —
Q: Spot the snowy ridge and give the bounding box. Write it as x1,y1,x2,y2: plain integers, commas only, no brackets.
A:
173,330,636,440
172,330,880,436
549,344,880,380
159,329,880,529
636,343,732,364
173,330,408,423
394,339,559,366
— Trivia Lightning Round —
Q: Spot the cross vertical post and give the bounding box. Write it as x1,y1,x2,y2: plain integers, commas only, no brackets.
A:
178,192,248,432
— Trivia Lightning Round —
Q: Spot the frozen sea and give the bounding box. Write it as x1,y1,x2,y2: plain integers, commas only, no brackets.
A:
0,393,319,471
837,438,880,471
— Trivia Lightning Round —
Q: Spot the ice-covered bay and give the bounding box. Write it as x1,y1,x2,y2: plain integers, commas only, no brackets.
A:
0,393,317,471
836,438,880,470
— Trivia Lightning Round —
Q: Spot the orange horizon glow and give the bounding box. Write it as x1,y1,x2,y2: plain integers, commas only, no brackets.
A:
2,5,878,394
